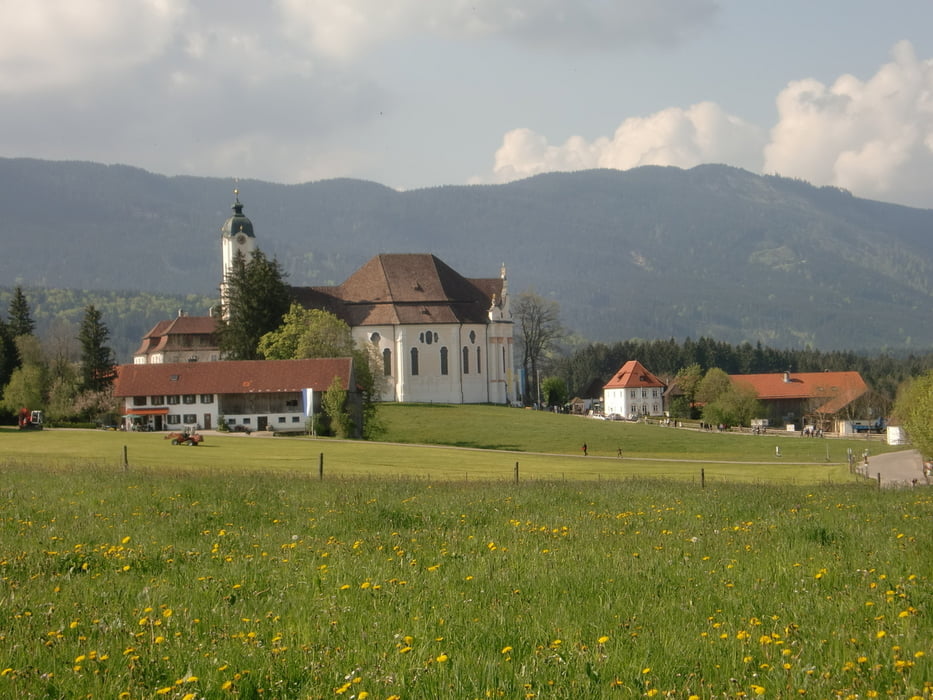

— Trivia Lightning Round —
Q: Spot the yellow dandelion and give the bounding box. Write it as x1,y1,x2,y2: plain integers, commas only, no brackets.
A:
501,646,513,654
597,636,609,644
436,653,449,663
642,667,651,674
876,630,887,639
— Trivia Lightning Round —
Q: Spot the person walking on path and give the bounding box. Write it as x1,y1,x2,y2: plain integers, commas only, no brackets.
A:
582,443,588,456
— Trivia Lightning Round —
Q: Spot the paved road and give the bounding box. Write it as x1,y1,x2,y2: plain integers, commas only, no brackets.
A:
861,449,928,488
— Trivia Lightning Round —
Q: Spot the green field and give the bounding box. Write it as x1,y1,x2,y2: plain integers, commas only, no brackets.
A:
0,403,901,485
2,406,928,698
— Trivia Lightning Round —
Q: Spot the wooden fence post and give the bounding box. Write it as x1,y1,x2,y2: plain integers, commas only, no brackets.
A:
319,452,324,481
514,461,519,484
122,445,128,472
701,468,705,489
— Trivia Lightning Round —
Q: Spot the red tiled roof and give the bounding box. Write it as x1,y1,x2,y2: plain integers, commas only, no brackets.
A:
730,371,867,414
291,254,502,326
135,316,219,357
113,358,353,397
603,360,667,390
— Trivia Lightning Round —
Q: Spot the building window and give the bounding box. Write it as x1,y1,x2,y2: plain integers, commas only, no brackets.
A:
200,394,214,404
641,390,647,398
410,348,419,376
132,396,147,407
150,395,164,405
462,347,469,374
243,418,251,425
228,418,236,424
167,395,181,405
630,390,636,398
476,348,481,374
167,415,181,425
370,332,380,344
383,348,391,376
183,414,197,424
652,389,658,398
469,330,476,344
278,416,286,423
440,347,449,375
183,394,197,404
291,416,300,423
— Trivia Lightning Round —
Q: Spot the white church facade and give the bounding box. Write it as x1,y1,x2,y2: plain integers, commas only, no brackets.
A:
219,192,518,405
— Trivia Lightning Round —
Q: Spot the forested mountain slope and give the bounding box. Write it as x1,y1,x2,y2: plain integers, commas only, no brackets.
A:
2,157,931,351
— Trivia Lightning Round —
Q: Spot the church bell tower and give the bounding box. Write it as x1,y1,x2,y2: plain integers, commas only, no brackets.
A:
220,187,256,317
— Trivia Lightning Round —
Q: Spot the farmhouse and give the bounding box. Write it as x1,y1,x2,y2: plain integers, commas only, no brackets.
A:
729,370,868,430
602,360,667,418
134,311,219,364
220,192,518,405
113,357,359,435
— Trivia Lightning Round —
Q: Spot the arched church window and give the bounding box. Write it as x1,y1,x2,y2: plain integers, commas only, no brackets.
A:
440,347,448,375
370,332,381,344
383,348,392,376
476,347,481,374
410,348,419,376
469,330,476,344
462,346,470,374
425,331,433,345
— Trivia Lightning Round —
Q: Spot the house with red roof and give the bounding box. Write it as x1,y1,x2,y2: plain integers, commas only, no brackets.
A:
134,311,220,364
729,370,868,430
113,357,359,435
603,360,667,418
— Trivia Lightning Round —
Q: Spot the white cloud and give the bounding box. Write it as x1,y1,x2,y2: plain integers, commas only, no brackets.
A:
0,0,186,93
764,41,933,207
486,102,766,183
276,0,718,59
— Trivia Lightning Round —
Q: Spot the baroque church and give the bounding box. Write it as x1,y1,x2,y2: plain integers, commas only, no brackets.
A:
138,191,518,405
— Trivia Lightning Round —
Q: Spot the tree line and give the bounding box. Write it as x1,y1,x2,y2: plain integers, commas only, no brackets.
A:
1,287,117,425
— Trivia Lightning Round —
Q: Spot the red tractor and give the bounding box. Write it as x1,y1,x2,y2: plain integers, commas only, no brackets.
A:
165,430,203,446
18,408,44,430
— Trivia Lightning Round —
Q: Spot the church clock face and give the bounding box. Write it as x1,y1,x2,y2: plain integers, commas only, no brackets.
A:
236,233,247,245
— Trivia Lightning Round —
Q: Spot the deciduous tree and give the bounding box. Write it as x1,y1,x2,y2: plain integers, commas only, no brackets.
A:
894,371,933,458
514,290,562,406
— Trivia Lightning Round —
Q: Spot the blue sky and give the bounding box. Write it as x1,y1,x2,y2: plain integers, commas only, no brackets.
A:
3,0,933,207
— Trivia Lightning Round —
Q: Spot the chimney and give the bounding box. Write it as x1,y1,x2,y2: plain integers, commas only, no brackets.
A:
783,371,791,383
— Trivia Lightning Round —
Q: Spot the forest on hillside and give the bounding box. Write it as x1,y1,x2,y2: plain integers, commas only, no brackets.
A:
2,158,932,351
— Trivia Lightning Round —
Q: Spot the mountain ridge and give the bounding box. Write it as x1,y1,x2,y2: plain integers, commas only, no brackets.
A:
1,157,931,351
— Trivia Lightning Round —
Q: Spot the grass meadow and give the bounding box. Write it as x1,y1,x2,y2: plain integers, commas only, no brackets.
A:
1,406,928,698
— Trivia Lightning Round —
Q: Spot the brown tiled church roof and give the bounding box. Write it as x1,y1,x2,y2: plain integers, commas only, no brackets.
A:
290,254,502,326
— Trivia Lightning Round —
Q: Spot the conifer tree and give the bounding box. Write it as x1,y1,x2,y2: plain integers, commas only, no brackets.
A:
78,305,115,392
219,249,291,360
7,286,35,337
